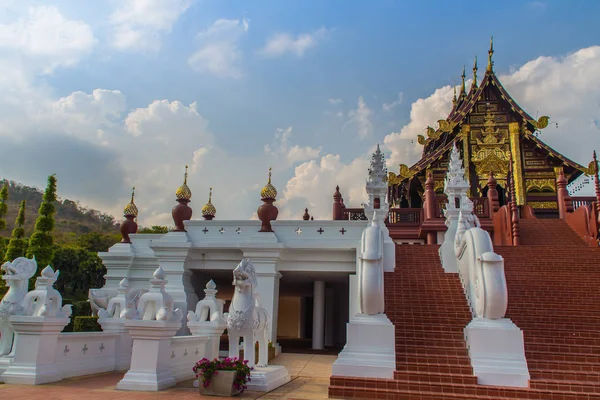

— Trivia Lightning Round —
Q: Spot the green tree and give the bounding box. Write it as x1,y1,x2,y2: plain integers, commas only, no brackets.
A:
4,200,26,262
138,225,169,234
76,232,120,253
26,174,58,270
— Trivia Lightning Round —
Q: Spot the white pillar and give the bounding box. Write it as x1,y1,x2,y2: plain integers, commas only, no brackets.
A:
312,281,326,350
349,274,359,318
298,297,306,339
325,288,335,347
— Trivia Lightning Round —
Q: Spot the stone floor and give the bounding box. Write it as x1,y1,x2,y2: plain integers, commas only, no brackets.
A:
0,354,335,400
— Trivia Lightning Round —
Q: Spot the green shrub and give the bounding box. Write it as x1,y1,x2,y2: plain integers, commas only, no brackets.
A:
72,301,92,317
73,316,101,332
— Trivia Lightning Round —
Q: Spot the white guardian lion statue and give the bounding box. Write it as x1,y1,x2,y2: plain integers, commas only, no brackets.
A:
225,258,269,368
0,256,38,356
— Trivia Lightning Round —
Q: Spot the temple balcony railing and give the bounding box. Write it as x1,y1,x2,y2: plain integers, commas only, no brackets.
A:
435,196,490,219
571,196,597,211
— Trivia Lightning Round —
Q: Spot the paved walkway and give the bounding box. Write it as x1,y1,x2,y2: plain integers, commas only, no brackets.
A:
0,354,334,400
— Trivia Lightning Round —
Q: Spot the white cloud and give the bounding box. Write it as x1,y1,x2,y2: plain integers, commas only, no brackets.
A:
109,0,192,52
261,27,328,57
264,127,322,165
347,96,373,139
383,92,404,111
2,39,600,226
329,98,343,105
188,18,249,78
0,5,96,73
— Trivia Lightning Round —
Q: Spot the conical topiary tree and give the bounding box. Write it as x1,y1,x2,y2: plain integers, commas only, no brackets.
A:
4,200,26,262
26,174,57,271
0,182,7,295
0,182,7,231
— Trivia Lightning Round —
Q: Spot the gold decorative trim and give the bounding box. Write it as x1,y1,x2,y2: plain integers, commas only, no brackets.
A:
528,201,557,210
526,179,556,193
509,122,525,205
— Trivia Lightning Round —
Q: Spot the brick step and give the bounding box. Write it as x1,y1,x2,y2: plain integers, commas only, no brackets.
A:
529,378,600,392
504,314,600,325
395,361,473,375
527,359,600,373
396,345,469,357
525,350,600,364
396,337,467,348
392,330,465,341
521,329,600,339
391,316,472,324
523,336,600,347
392,311,472,319
393,370,477,385
507,304,600,312
508,306,600,315
530,368,600,383
511,322,600,332
330,377,600,400
508,291,600,299
525,342,600,355
395,353,472,366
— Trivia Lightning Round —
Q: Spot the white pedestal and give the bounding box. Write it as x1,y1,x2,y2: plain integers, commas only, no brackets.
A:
98,318,133,371
246,365,291,392
332,313,396,379
464,318,530,387
0,356,13,381
1,316,70,385
187,323,225,361
117,320,181,391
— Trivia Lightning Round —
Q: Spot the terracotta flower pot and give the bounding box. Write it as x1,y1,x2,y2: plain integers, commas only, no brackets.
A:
198,370,241,397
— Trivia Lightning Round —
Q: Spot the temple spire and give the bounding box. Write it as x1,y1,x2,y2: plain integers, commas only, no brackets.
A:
472,56,478,88
487,36,494,72
460,66,466,99
452,86,457,105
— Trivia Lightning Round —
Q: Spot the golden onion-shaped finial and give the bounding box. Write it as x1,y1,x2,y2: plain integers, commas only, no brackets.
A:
175,165,192,201
123,186,138,217
202,187,216,217
260,167,277,199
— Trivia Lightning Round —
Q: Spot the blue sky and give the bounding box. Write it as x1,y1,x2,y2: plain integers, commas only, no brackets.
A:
0,0,598,224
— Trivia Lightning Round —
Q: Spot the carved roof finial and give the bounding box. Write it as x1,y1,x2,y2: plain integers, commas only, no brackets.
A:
123,186,138,217
452,85,457,105
175,165,192,201
460,66,466,98
487,36,494,72
260,167,277,199
472,56,478,88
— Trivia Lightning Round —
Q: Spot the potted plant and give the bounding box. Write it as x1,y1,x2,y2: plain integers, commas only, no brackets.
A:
239,341,276,363
193,357,252,397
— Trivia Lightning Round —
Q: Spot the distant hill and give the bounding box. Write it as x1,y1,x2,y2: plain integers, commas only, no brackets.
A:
0,179,120,243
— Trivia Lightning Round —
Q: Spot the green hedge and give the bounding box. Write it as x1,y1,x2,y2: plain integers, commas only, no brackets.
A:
73,316,101,332
62,300,93,333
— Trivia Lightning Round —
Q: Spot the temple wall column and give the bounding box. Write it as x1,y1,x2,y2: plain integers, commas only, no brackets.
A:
312,281,326,350
298,297,306,339
349,274,359,318
325,287,335,347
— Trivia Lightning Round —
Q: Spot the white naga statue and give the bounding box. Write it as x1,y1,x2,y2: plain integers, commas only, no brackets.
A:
225,259,269,368
358,212,385,315
0,257,37,356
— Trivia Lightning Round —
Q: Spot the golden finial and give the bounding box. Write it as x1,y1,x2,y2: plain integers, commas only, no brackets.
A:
201,187,216,217
487,36,494,72
260,167,278,199
175,165,192,201
472,56,478,88
452,86,457,105
123,186,139,217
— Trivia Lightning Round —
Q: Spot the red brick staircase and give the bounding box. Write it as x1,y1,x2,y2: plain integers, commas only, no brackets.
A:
329,220,600,399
